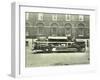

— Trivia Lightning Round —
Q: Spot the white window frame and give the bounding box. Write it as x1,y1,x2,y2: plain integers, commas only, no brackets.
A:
26,12,29,20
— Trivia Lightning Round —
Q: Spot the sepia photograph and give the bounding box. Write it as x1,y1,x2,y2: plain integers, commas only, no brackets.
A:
25,12,90,67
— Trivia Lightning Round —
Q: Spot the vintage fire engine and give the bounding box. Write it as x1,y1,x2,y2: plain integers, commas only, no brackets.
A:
32,36,85,53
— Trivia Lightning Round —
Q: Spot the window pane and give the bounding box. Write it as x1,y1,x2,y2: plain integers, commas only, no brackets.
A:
38,13,43,21
52,15,57,21
65,15,71,21
79,15,84,21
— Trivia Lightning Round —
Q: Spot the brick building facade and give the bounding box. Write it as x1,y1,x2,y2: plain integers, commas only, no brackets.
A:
25,12,89,39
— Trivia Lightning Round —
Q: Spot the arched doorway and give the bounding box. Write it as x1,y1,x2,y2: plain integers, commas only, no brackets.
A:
51,23,58,36
64,23,72,37
36,23,44,35
77,23,85,37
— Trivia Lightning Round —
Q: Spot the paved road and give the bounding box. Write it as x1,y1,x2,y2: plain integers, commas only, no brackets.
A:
25,47,89,67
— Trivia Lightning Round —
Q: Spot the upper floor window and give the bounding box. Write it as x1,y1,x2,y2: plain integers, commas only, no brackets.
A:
26,13,29,20
79,15,84,21
65,14,71,21
38,13,43,21
52,14,57,21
